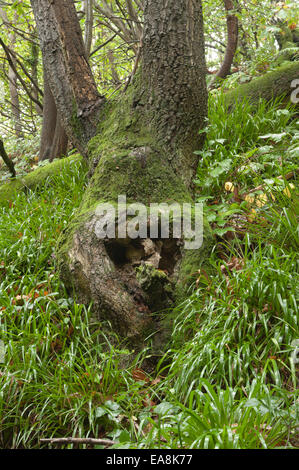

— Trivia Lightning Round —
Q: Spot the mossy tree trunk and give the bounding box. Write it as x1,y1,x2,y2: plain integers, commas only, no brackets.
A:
39,67,68,162
31,0,212,351
0,8,23,139
0,138,16,178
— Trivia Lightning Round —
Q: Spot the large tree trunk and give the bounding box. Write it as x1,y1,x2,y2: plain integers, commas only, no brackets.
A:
31,0,212,353
224,61,299,108
0,138,16,178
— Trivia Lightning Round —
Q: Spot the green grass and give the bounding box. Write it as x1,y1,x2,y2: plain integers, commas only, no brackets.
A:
0,96,298,449
0,160,155,448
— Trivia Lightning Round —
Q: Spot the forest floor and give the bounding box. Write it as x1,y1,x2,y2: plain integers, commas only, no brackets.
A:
0,94,298,449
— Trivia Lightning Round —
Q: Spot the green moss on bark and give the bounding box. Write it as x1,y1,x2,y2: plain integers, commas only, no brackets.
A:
136,264,173,311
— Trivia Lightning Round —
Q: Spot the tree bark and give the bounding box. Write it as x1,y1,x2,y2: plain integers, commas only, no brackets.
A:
39,64,69,163
31,0,211,353
8,58,23,139
49,115,68,162
209,0,238,89
30,0,105,155
30,36,43,117
84,0,94,57
142,0,207,187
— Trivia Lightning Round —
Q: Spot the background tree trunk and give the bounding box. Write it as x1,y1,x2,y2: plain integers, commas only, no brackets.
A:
84,0,94,57
39,69,57,161
30,37,43,117
49,115,68,162
39,65,68,162
224,61,299,108
142,0,207,187
0,138,16,177
0,8,23,138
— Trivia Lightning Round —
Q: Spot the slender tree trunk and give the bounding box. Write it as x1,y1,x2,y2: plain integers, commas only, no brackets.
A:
30,37,43,116
209,0,238,89
84,0,94,57
0,138,16,178
275,23,299,50
30,0,299,352
107,50,121,85
49,115,68,162
30,0,105,155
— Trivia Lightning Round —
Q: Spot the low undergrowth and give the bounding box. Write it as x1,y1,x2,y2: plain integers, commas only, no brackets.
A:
0,97,298,449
